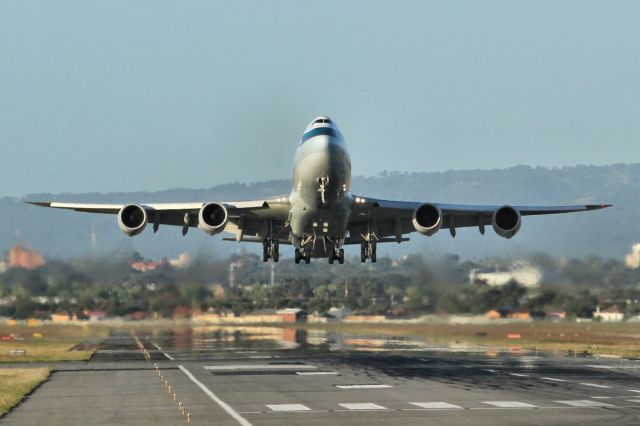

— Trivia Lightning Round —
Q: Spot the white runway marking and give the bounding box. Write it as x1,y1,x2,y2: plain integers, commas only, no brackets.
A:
555,400,614,407
178,365,252,426
483,369,498,373
591,396,612,399
266,404,311,412
204,364,316,371
626,399,640,403
152,342,175,360
629,390,640,393
335,384,392,389
410,402,463,409
509,373,529,377
541,377,566,382
295,371,339,375
482,401,537,408
338,403,387,410
248,356,273,359
580,383,611,389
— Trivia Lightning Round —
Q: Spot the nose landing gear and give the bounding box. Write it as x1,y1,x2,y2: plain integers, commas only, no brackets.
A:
262,239,279,262
360,241,377,263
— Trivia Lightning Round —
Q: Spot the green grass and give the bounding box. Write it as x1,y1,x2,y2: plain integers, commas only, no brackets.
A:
0,368,51,416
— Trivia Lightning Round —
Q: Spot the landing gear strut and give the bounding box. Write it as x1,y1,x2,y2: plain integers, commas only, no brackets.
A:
360,241,376,263
328,246,344,264
262,239,279,262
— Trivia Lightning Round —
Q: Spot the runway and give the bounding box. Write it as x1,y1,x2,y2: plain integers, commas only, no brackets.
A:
3,325,640,425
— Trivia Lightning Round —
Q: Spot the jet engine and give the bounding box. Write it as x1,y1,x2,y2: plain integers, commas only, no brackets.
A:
412,203,443,236
492,205,521,239
117,204,148,236
198,202,228,235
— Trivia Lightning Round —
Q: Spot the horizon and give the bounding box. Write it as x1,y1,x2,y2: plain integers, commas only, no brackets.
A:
7,161,639,199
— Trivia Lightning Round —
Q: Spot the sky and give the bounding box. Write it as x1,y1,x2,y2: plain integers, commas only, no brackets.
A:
1,1,639,197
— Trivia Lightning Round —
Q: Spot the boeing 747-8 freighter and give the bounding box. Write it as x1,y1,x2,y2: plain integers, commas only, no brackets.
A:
30,117,611,264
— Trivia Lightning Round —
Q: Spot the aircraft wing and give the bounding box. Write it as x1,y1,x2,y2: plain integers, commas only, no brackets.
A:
27,197,291,240
348,196,611,242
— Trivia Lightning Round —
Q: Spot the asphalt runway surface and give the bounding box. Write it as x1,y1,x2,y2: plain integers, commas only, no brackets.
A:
3,325,640,425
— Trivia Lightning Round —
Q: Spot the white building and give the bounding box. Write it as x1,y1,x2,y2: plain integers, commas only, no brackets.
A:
593,305,624,322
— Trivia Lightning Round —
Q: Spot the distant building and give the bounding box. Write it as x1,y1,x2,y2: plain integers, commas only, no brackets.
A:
276,308,306,323
8,245,45,269
328,307,352,320
131,261,159,272
50,312,76,323
594,305,624,322
545,310,566,320
508,308,531,320
485,309,503,319
84,309,106,321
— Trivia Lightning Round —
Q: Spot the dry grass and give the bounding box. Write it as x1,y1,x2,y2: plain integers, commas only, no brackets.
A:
0,368,50,416
0,324,109,362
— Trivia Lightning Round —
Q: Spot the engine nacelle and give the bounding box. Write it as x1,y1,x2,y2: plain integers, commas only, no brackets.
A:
492,205,521,239
412,203,443,236
198,202,228,235
117,204,148,237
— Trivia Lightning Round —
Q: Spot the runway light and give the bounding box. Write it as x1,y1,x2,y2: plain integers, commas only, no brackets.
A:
187,413,191,423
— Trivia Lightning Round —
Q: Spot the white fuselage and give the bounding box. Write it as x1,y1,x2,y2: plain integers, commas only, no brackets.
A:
288,117,352,250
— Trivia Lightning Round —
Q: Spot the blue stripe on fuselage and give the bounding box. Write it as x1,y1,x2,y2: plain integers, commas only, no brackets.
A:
300,127,343,144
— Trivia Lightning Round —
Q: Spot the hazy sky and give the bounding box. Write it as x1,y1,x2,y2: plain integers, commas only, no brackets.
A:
1,1,639,197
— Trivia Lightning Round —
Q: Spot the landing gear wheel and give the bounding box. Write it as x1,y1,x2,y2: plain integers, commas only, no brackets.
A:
272,241,279,263
304,248,312,264
370,243,377,263
262,240,269,262
328,256,334,264
294,248,302,264
338,248,344,264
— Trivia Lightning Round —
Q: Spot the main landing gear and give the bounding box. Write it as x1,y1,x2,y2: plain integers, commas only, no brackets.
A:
360,241,377,263
262,239,279,262
328,246,344,265
294,247,312,264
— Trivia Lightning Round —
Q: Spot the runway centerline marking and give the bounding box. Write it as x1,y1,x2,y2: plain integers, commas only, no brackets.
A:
296,371,338,375
152,342,175,360
338,403,387,410
541,377,566,382
627,399,640,403
509,373,529,377
482,401,537,408
335,384,392,389
580,383,611,389
555,400,615,407
266,404,311,412
629,390,640,393
178,365,252,426
410,402,463,409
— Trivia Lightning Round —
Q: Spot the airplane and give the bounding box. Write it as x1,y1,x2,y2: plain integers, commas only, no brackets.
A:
29,116,611,264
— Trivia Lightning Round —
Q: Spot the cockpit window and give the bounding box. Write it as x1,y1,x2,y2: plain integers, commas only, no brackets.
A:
313,118,332,124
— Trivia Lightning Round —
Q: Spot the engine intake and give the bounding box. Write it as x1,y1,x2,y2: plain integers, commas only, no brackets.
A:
492,205,521,239
198,202,228,235
412,203,443,236
118,204,148,237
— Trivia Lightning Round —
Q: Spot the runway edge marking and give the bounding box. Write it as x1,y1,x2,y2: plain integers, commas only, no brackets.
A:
178,365,252,426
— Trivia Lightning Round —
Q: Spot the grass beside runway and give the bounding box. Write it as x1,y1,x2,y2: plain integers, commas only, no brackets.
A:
0,323,109,362
0,367,50,416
